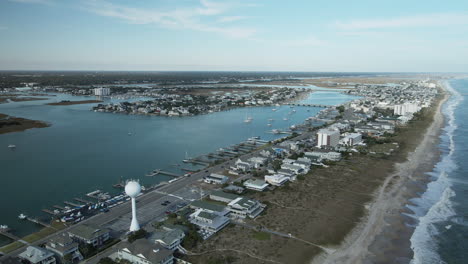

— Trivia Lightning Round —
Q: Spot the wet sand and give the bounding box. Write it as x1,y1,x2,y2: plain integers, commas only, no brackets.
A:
315,85,448,264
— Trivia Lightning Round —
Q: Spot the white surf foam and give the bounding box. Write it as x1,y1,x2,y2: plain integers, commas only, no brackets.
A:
409,81,463,264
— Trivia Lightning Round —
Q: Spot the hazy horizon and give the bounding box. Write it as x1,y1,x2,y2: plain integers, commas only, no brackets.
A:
1,0,468,72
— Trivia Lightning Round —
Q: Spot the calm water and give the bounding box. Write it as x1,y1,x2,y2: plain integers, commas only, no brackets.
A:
408,79,468,264
0,90,358,244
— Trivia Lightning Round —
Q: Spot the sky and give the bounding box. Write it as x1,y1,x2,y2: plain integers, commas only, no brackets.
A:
0,0,467,72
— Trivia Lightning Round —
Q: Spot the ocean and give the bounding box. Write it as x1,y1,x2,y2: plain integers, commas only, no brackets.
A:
0,89,359,245
408,79,468,264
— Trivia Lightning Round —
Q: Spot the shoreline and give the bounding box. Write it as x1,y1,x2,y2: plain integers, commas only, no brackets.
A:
314,83,449,264
46,99,103,106
0,113,50,135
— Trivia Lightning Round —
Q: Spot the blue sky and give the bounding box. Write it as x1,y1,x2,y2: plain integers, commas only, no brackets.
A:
1,0,467,72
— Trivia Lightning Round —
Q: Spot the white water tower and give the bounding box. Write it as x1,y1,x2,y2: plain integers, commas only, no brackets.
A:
125,180,141,232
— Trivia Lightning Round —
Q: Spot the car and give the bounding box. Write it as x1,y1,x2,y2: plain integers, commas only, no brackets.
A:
205,170,209,173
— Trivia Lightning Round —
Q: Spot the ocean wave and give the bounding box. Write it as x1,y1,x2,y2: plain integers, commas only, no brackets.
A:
409,80,463,264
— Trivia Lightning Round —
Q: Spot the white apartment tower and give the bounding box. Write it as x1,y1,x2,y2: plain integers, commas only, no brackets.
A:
316,129,340,148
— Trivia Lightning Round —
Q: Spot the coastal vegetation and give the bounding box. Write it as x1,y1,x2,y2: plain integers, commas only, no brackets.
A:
0,113,49,134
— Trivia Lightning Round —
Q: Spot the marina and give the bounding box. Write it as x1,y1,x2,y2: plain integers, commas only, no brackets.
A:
0,90,359,242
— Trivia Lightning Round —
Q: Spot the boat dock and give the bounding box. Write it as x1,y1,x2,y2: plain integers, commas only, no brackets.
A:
26,217,50,228
41,209,56,215
181,168,198,173
74,198,92,204
286,103,329,108
64,201,82,207
53,205,65,210
182,159,210,166
146,170,183,177
0,229,22,242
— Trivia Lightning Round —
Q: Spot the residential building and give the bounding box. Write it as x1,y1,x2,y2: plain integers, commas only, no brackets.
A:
189,209,230,238
204,173,228,184
149,228,185,251
243,179,269,191
281,163,305,174
18,246,56,264
189,200,230,216
227,197,265,219
233,159,252,172
305,151,342,162
394,102,420,116
94,87,111,96
114,239,174,264
209,190,239,203
68,224,110,247
341,133,363,146
316,129,340,148
248,157,267,168
223,184,245,194
45,233,83,262
265,174,290,186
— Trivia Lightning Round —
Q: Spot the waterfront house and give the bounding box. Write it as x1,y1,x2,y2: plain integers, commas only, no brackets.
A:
204,173,228,184
189,209,230,239
265,174,291,186
248,156,267,168
209,190,239,203
113,239,174,264
227,197,266,219
234,159,252,172
149,228,185,251
243,179,269,191
18,246,56,264
45,233,83,262
68,224,110,247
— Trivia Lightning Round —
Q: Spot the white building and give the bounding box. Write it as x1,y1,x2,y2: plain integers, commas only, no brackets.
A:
46,233,83,262
18,246,56,264
150,228,185,251
243,179,269,191
305,151,342,162
204,173,228,184
248,157,267,168
394,102,420,116
227,197,265,219
265,174,290,186
115,239,174,264
234,159,252,172
341,133,363,146
189,209,230,239
94,87,111,96
316,129,340,148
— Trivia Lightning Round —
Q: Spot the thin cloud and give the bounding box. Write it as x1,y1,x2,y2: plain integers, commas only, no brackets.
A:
281,36,328,47
218,16,248,23
84,0,257,38
335,13,468,30
8,0,52,4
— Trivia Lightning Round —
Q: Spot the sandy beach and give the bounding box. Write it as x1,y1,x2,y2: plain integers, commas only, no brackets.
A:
314,84,449,264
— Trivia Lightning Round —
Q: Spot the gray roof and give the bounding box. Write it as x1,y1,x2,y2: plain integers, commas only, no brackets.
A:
198,211,218,220
210,190,239,201
190,200,226,212
150,228,184,246
117,239,173,264
18,246,54,264
68,224,109,240
46,233,78,254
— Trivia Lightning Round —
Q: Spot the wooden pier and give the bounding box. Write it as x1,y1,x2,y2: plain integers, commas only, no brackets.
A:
74,198,93,204
157,170,183,177
26,217,50,228
41,209,56,215
64,201,82,207
0,229,22,242
53,205,65,210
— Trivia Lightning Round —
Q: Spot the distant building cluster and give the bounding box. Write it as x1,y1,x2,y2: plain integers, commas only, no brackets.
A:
94,87,111,96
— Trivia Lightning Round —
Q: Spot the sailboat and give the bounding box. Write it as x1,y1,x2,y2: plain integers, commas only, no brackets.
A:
183,151,191,163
